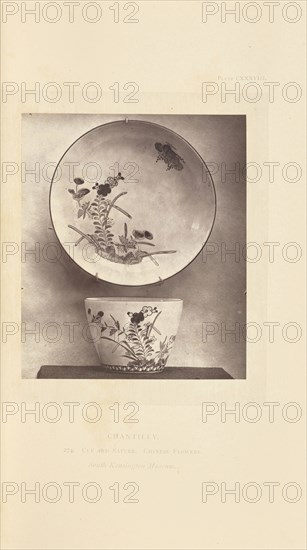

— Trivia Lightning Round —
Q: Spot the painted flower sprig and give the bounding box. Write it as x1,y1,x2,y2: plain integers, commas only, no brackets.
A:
67,171,177,265
87,306,177,369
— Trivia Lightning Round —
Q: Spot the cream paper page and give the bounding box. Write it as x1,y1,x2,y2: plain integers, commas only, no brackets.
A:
1,2,306,549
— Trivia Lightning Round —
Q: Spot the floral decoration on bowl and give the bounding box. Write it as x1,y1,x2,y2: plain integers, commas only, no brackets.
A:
87,304,176,373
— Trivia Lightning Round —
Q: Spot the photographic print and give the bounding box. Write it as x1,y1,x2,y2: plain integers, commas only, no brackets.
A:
22,114,246,379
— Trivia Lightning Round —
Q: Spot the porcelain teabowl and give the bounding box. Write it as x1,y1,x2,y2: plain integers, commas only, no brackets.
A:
85,298,183,373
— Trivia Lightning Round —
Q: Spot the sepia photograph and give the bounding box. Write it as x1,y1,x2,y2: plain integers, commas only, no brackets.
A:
22,114,246,380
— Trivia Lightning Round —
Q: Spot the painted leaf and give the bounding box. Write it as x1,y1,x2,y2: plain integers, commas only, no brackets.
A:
121,353,137,361
76,188,90,198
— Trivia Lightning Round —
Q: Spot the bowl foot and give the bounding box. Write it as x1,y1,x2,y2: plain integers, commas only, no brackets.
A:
103,363,165,374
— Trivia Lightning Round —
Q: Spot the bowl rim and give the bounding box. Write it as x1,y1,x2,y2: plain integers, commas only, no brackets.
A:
49,118,216,288
84,297,183,302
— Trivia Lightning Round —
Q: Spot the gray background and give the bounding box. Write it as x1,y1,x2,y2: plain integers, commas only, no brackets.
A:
22,114,246,378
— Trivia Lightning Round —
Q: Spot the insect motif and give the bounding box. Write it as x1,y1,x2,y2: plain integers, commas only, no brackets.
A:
155,142,185,171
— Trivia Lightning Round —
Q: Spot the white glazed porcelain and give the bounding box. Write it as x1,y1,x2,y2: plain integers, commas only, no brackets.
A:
85,298,183,373
51,120,216,286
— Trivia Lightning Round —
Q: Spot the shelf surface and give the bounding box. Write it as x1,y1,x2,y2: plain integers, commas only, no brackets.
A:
37,366,233,379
